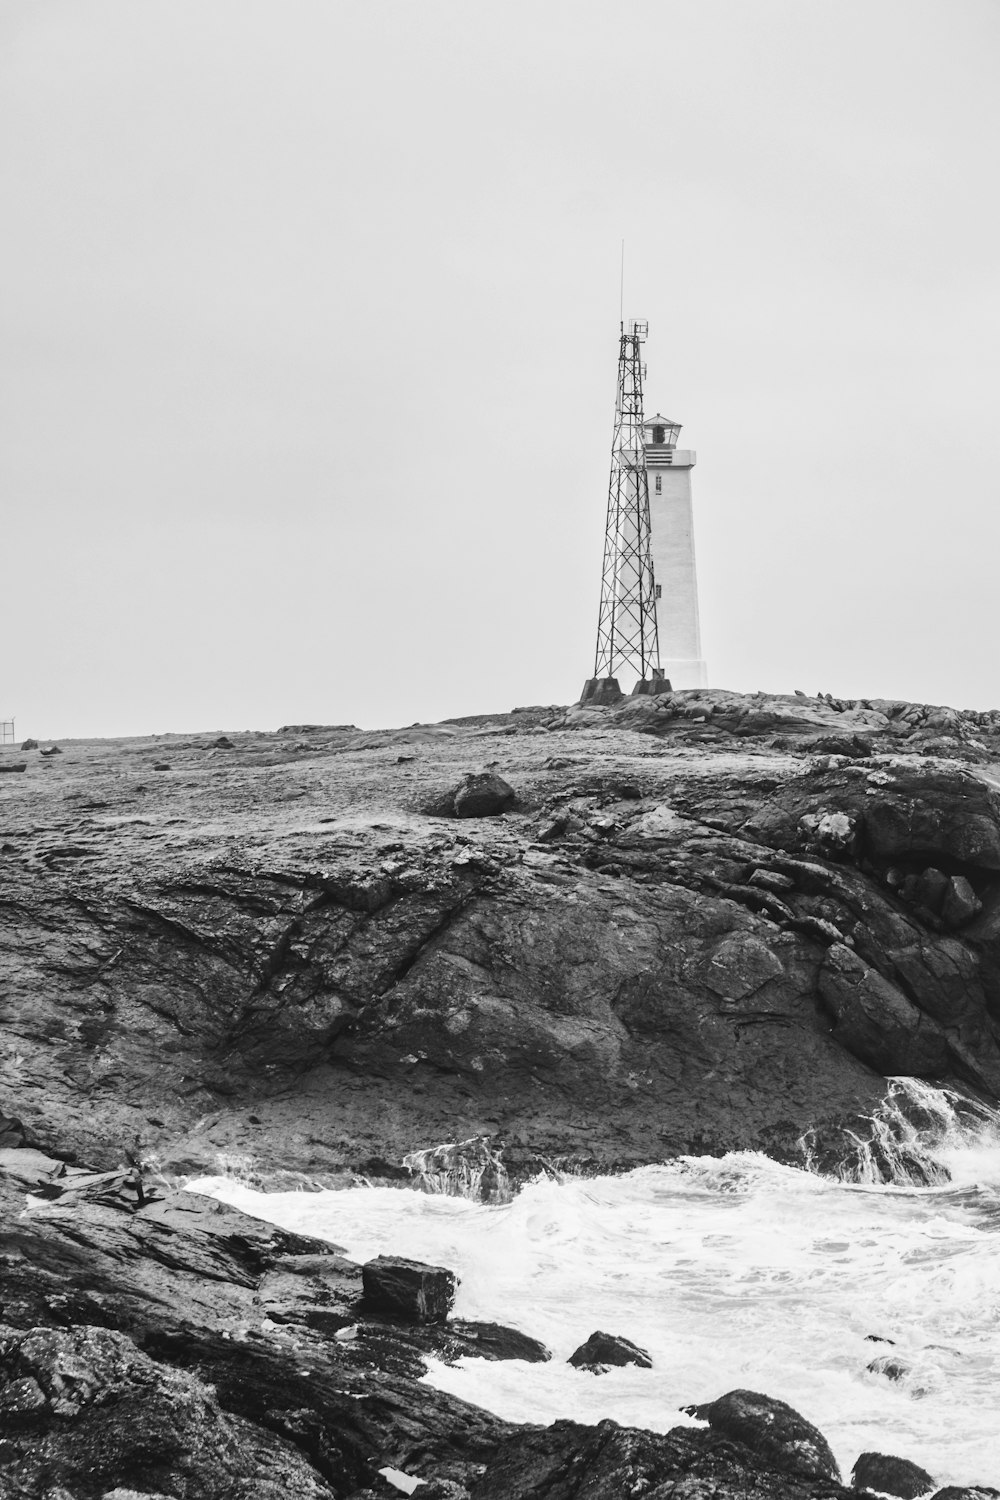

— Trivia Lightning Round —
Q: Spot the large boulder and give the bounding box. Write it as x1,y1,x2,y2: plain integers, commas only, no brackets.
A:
362,1255,457,1325
852,1450,935,1498
567,1331,652,1372
684,1389,840,1482
453,772,516,818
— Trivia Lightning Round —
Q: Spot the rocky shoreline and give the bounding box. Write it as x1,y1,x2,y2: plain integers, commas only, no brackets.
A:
4,687,1000,1495
2,1156,985,1499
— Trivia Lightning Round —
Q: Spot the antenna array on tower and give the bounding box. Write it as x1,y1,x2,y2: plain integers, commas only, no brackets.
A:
584,321,662,700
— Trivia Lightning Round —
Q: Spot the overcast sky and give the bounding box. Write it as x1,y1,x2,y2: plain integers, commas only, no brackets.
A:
2,1,998,737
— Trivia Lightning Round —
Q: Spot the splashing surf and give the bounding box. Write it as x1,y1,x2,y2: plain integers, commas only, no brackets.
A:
190,1079,1000,1488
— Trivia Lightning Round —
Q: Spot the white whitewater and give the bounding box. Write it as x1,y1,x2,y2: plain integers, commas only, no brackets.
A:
190,1080,1000,1489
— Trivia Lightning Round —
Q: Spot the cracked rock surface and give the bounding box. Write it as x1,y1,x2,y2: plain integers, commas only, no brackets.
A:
2,691,1000,1186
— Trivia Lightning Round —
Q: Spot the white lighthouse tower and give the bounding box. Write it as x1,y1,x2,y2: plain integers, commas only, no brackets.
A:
643,413,707,688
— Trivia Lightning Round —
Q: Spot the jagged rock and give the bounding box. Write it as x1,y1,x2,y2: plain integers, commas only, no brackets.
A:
39,744,62,756
362,1255,457,1324
799,809,861,860
0,1323,337,1498
453,772,516,818
684,1389,841,1482
474,1414,851,1499
745,762,1000,872
749,868,795,892
0,1174,511,1495
819,944,950,1077
440,1321,549,1364
213,736,234,749
567,1330,652,1371
403,1135,508,1200
0,761,27,773
930,1492,1000,1500
20,738,38,750
851,1450,935,1498
943,875,982,928
905,867,951,915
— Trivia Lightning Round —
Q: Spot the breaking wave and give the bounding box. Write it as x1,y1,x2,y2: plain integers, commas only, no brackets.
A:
190,1079,1000,1488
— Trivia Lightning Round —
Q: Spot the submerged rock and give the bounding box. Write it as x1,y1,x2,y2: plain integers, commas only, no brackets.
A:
567,1330,652,1372
441,1321,549,1364
403,1135,509,1201
867,1353,912,1382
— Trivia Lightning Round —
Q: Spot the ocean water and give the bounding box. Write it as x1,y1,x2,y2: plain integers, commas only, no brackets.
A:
189,1080,1000,1490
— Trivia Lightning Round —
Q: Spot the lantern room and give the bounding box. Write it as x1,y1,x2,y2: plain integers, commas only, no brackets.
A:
643,414,682,449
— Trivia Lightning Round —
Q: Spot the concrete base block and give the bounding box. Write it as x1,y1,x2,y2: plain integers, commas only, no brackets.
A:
631,673,672,698
579,677,624,707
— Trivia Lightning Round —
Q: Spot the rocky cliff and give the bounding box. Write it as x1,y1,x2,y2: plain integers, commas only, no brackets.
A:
4,688,1000,1187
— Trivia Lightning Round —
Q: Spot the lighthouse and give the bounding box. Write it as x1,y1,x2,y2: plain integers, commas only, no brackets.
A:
643,413,707,689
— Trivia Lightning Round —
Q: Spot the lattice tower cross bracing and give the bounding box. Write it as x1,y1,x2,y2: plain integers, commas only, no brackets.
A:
592,321,662,687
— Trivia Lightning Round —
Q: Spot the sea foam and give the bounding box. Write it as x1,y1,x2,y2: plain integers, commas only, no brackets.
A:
189,1080,1000,1487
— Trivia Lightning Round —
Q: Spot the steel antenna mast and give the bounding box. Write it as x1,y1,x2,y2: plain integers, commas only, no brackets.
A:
582,320,663,703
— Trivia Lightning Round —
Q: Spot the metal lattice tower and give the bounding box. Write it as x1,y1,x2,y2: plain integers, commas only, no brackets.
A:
591,321,661,686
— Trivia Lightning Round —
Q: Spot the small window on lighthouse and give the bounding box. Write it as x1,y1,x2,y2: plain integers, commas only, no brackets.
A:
655,475,662,493
655,585,662,599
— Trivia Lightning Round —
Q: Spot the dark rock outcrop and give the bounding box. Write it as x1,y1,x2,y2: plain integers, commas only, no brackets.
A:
851,1450,935,1498
567,1330,652,1371
0,1322,336,1499
930,1491,1000,1500
473,1414,852,1500
684,1389,841,1482
0,1174,510,1498
362,1255,457,1324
